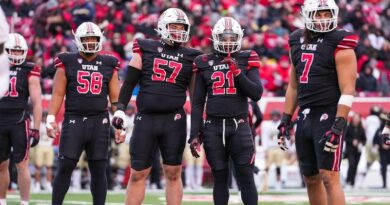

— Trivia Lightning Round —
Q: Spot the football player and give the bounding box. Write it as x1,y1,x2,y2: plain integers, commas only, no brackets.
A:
381,113,390,145
111,8,202,205
0,6,10,99
46,22,122,205
277,0,358,204
0,33,42,205
189,17,262,205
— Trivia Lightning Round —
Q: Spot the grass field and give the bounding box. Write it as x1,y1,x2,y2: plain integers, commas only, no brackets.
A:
4,189,390,205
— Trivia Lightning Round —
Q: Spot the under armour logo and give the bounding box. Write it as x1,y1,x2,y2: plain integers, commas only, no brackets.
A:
317,38,323,43
83,117,87,121
205,120,211,124
208,60,214,66
177,53,183,58
102,118,108,124
136,116,142,120
96,61,102,65
320,113,329,122
157,47,163,53
78,58,83,64
69,120,75,124
16,67,21,71
302,108,310,120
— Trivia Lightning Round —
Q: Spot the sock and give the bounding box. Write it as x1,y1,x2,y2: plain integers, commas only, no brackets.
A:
195,166,203,187
88,160,108,205
235,165,258,205
52,157,78,205
212,169,229,205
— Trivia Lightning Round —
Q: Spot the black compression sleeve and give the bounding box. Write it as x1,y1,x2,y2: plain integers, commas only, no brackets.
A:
189,72,207,142
118,65,141,110
234,68,263,101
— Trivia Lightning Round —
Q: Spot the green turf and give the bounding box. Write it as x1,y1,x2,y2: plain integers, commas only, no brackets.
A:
4,191,389,205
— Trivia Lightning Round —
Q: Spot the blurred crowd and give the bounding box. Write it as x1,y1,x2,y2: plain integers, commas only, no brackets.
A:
1,0,390,96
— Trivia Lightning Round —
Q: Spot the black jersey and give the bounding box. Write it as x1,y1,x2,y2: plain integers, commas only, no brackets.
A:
0,62,40,124
289,29,358,108
193,50,261,118
133,39,202,113
54,52,119,115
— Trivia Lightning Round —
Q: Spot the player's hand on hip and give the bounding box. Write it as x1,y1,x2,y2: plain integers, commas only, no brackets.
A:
114,128,126,144
189,132,204,158
277,113,293,151
381,133,390,146
46,115,58,138
319,117,347,153
29,129,40,147
221,53,241,76
112,110,128,130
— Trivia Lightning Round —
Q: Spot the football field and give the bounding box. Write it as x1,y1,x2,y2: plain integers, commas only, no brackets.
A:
4,189,390,205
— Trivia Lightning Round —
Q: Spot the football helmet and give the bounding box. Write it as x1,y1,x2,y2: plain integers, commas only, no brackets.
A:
4,33,28,65
211,17,243,54
156,8,190,43
73,22,103,53
302,0,339,33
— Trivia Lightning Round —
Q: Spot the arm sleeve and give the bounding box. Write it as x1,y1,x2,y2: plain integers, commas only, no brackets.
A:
234,67,263,102
189,70,207,142
251,100,263,128
117,65,141,110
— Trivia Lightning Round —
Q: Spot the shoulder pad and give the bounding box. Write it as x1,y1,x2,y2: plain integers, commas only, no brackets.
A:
334,29,359,50
288,29,305,45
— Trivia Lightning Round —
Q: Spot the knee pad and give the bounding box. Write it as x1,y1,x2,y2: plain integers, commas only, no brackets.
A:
58,156,78,172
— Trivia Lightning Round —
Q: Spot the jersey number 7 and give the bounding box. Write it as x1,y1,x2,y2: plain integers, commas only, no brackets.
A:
300,53,314,83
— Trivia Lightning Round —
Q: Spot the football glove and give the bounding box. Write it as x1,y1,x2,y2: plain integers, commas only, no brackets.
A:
221,54,241,76
189,132,204,158
29,129,40,147
112,110,128,130
277,113,293,151
319,117,347,153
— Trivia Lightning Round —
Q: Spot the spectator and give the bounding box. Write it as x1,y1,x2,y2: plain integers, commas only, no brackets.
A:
373,116,390,189
345,114,366,189
357,66,377,92
261,110,284,191
362,106,382,186
18,0,36,18
33,112,54,192
71,0,95,27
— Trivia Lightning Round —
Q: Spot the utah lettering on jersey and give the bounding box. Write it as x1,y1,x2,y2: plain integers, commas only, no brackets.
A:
54,52,119,115
289,29,359,108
